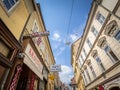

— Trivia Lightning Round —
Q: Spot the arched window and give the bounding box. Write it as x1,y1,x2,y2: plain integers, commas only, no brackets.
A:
91,50,105,72
84,65,91,83
87,60,96,79
97,37,119,63
81,70,88,85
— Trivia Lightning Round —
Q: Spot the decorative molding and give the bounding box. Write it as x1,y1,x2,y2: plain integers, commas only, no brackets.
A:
104,20,118,37
97,36,106,49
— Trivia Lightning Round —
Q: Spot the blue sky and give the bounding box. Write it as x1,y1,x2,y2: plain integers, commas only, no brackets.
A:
37,0,92,84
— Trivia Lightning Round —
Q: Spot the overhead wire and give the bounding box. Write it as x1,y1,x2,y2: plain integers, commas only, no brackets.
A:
65,0,74,65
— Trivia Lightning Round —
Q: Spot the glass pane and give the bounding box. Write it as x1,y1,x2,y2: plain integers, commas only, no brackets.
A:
115,31,120,41
0,40,10,57
0,65,6,81
3,0,11,10
9,0,15,6
109,50,119,62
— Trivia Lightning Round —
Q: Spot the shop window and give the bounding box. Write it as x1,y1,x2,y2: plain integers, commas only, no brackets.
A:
0,38,13,59
96,12,105,24
2,0,19,11
0,65,10,89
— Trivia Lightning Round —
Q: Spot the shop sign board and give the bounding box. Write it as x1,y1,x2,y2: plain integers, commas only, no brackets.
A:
50,65,61,72
24,43,43,79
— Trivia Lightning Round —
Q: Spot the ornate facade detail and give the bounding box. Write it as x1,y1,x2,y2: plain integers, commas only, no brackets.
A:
86,59,91,65
104,20,118,37
97,36,107,48
91,50,98,58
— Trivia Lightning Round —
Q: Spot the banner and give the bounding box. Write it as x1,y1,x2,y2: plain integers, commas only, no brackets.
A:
50,65,61,72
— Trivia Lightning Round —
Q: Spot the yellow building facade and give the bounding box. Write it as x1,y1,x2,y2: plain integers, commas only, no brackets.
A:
0,0,58,90
0,0,29,89
71,38,85,90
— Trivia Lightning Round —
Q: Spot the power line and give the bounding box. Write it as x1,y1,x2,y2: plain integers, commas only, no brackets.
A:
65,0,74,65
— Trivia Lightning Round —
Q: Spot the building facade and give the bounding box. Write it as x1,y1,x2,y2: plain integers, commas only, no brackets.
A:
0,0,29,89
76,0,120,90
71,38,85,90
0,0,58,90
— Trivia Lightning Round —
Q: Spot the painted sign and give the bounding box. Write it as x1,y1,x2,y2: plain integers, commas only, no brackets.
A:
50,65,61,72
25,31,49,38
25,43,43,73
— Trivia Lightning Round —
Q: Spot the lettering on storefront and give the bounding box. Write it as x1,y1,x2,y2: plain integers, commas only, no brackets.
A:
25,43,43,73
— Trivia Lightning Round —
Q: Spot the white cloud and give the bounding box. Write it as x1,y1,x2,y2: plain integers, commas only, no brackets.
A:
70,34,79,41
59,65,74,84
51,32,61,42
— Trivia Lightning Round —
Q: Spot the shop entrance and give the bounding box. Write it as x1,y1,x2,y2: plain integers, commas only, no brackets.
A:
16,64,29,90
109,86,120,90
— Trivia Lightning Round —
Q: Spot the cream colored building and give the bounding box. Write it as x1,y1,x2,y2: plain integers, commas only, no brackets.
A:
76,0,120,90
71,38,85,90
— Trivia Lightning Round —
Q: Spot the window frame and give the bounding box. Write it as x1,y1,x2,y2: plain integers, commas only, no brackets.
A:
1,0,20,13
91,26,98,37
87,38,92,48
114,29,120,42
95,57,105,72
88,63,96,78
96,12,105,24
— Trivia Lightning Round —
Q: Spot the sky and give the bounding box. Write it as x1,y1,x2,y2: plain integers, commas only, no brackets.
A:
36,0,92,84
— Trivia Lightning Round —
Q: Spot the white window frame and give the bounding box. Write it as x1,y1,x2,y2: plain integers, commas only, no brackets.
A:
96,12,105,24
91,26,98,37
1,0,20,13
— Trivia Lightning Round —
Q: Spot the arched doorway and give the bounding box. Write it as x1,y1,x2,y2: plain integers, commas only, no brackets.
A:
109,86,120,90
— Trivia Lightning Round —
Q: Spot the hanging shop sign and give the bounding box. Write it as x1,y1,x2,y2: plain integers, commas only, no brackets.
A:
50,65,61,72
24,43,43,79
25,31,49,38
48,75,54,80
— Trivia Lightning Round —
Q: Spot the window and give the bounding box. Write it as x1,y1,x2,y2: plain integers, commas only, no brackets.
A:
114,30,120,42
82,71,88,85
87,38,92,48
2,0,19,11
96,12,105,24
88,63,96,78
85,68,91,82
96,57,105,72
83,48,87,57
81,55,84,62
0,38,13,59
91,26,98,37
104,45,119,63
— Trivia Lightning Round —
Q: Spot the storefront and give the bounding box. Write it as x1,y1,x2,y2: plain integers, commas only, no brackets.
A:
0,20,22,90
16,37,43,90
